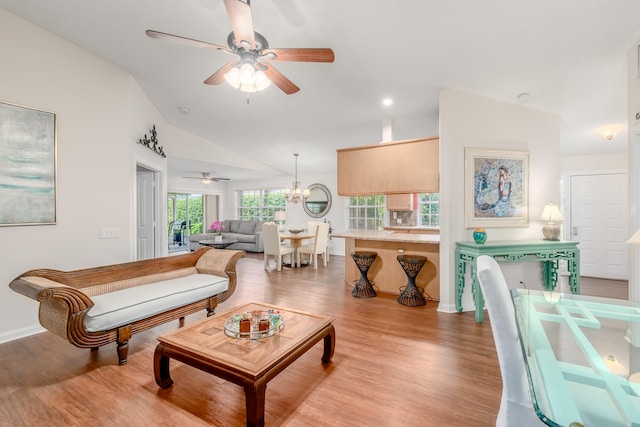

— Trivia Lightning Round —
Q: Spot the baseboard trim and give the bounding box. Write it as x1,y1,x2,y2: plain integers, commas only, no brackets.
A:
437,302,478,314
0,324,45,344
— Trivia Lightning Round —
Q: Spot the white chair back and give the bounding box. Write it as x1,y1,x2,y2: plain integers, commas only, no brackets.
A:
262,222,281,255
313,222,330,251
308,221,321,238
262,222,294,271
296,222,330,269
476,255,545,426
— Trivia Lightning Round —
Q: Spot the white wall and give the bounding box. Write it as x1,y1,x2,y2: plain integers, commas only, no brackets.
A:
561,152,628,173
0,10,176,341
0,9,129,340
438,89,562,313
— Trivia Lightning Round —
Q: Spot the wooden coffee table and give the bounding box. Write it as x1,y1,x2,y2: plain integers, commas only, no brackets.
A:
154,302,335,427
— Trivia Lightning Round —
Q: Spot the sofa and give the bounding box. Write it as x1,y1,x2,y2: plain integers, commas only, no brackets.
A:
9,247,245,365
189,219,264,252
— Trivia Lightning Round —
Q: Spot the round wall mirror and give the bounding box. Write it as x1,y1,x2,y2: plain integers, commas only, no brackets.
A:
303,183,332,218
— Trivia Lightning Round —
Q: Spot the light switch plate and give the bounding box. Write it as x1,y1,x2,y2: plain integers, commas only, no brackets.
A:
100,227,121,239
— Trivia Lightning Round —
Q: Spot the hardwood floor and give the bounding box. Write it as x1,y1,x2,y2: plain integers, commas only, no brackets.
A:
0,253,628,426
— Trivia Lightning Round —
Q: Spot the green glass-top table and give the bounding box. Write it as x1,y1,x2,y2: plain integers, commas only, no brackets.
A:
511,288,640,427
455,240,580,323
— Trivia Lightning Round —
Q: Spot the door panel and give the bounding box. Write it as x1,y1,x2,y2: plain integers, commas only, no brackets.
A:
570,173,628,279
137,168,155,260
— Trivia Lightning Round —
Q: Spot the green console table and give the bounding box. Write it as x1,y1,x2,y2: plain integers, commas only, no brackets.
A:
455,240,580,323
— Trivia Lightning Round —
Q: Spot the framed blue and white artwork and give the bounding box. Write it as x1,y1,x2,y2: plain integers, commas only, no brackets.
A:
464,148,529,228
0,100,56,226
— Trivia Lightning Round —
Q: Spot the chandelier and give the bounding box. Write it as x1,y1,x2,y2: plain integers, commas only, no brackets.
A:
285,153,310,204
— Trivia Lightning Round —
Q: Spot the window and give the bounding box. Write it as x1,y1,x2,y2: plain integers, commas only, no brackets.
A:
167,193,203,252
418,193,440,227
348,195,385,230
237,189,286,221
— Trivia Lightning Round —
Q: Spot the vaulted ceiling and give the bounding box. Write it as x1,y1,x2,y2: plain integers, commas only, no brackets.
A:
1,0,639,181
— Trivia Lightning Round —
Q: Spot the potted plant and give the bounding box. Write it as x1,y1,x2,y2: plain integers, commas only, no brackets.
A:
210,220,225,242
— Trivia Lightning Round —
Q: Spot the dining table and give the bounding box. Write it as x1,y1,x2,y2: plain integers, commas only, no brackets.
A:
279,232,314,267
511,288,640,427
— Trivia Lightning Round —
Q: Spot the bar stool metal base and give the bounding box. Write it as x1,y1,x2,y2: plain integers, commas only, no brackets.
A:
352,279,377,298
397,254,427,306
351,251,377,298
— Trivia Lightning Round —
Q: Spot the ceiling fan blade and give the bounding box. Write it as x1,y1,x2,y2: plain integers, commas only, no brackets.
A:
145,30,229,52
262,48,335,63
213,178,231,181
263,64,300,95
223,0,256,49
204,62,236,85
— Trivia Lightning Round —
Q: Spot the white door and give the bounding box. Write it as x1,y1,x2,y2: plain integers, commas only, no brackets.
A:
137,166,155,260
570,173,628,279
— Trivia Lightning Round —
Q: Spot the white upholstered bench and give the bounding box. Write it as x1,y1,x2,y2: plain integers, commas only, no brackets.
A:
9,248,245,364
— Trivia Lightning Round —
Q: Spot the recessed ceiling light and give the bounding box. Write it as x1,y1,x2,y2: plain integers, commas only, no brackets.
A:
382,98,393,107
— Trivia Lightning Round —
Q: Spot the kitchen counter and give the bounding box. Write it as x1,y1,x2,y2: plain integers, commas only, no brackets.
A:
332,229,440,244
384,225,439,233
333,230,440,300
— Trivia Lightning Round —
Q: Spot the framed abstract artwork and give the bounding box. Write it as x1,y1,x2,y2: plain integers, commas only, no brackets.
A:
464,148,529,228
0,101,57,226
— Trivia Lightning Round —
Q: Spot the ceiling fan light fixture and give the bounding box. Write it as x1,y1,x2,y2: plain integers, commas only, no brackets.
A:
254,70,271,91
224,66,241,88
147,0,334,96
239,62,256,85
224,62,271,93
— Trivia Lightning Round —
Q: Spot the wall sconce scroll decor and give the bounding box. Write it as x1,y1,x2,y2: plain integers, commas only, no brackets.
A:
138,124,166,158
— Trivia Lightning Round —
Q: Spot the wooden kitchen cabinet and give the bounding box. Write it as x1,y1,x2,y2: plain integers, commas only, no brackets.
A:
387,193,416,210
337,137,439,196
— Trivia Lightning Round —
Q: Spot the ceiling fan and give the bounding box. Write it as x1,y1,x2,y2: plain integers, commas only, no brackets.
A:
146,0,335,94
182,172,230,184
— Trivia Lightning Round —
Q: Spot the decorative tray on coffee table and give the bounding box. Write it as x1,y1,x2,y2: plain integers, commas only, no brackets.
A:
224,309,285,339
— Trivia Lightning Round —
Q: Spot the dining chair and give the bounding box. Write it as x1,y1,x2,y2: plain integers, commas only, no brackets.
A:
307,221,321,238
262,222,294,271
308,221,329,263
476,255,546,427
297,222,330,269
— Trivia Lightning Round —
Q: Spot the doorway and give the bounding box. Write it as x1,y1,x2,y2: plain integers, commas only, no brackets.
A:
136,165,159,260
569,172,629,279
168,193,218,252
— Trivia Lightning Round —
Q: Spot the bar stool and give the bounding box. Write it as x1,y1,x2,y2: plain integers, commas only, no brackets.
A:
351,251,377,298
397,254,427,306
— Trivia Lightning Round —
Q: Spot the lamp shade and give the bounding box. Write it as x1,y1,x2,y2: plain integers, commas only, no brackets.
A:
539,203,564,222
224,63,271,93
627,228,640,244
274,211,287,221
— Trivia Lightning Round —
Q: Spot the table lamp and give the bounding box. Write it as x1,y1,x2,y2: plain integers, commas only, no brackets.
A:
539,202,563,241
274,211,287,232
